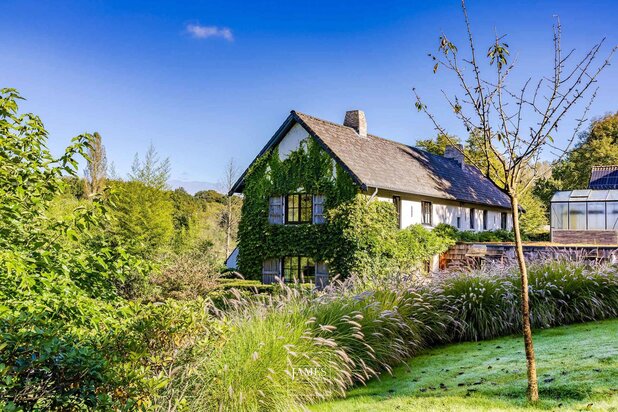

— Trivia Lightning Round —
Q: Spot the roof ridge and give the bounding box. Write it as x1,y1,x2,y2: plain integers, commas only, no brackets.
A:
592,165,618,169
293,110,424,152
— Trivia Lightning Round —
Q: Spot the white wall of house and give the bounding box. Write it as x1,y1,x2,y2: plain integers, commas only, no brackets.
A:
374,191,512,232
278,123,309,160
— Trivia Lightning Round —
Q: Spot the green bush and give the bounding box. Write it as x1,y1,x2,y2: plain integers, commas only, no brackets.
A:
0,88,218,410
433,223,515,242
395,224,455,272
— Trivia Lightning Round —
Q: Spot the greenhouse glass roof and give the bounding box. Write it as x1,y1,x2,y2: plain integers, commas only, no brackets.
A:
551,190,618,202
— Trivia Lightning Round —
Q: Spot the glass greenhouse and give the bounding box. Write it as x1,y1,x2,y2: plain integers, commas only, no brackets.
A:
550,190,618,231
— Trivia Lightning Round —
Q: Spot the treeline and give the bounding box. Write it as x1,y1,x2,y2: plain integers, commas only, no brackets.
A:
54,129,241,298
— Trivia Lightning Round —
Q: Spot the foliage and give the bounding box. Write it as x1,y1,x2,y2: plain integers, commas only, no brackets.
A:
195,189,226,204
433,223,515,242
83,131,107,197
415,133,460,155
236,137,357,277
129,143,171,190
517,189,548,236
551,112,618,190
165,259,618,411
150,252,222,301
0,88,216,410
394,224,455,272
440,260,618,341
110,180,175,258
328,194,400,277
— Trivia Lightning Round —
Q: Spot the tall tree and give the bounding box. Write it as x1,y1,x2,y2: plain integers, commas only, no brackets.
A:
129,143,171,190
221,158,240,258
413,1,614,401
551,112,618,189
83,132,107,197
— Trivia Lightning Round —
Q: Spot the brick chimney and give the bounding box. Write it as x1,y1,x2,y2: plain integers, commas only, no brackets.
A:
344,110,367,138
444,144,465,167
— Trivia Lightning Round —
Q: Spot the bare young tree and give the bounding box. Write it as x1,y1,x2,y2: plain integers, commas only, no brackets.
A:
84,132,107,197
221,158,240,259
413,1,615,401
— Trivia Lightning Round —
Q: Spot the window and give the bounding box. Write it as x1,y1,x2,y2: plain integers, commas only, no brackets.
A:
268,196,284,224
315,261,329,288
470,208,476,229
587,202,606,230
608,202,618,230
569,202,586,230
283,256,315,283
501,212,508,230
313,195,326,224
551,203,567,229
392,196,401,227
421,201,432,225
262,258,280,282
483,210,488,230
286,194,312,224
456,216,461,229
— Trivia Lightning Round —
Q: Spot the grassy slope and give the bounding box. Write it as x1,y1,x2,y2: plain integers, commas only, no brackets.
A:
313,319,618,412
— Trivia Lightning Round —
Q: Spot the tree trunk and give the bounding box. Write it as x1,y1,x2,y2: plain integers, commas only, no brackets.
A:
511,195,539,402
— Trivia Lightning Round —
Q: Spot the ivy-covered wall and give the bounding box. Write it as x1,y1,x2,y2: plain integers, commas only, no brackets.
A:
236,136,357,278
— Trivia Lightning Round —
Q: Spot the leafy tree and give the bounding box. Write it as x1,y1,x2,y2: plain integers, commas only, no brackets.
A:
110,180,175,257
551,112,618,189
195,189,226,204
0,88,154,408
83,131,107,197
129,143,171,190
416,133,460,155
413,3,614,401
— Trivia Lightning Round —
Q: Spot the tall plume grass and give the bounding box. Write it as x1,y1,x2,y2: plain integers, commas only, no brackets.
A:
159,258,618,411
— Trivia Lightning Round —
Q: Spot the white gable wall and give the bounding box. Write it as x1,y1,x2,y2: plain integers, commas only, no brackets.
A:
278,123,310,160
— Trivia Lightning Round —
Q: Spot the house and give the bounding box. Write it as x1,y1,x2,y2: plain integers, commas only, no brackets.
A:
229,110,513,285
550,165,618,244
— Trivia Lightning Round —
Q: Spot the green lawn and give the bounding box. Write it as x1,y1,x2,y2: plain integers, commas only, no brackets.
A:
312,319,618,411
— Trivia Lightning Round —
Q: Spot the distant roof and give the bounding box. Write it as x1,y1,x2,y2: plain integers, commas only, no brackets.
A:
231,111,512,209
589,165,618,190
551,189,618,202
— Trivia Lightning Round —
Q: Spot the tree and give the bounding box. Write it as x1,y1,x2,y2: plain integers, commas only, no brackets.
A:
83,132,107,197
129,143,171,190
551,112,618,189
416,133,460,155
110,180,174,257
195,189,226,204
413,2,615,401
221,159,241,258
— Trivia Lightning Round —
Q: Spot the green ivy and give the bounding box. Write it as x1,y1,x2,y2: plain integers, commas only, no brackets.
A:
236,136,454,279
237,137,357,277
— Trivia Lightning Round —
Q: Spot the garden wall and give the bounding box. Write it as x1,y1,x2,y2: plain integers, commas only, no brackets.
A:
442,242,618,269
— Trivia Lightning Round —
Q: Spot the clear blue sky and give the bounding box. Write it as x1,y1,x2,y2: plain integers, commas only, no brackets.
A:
2,0,617,188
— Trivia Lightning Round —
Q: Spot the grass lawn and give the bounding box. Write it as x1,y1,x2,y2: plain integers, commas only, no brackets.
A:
312,319,618,411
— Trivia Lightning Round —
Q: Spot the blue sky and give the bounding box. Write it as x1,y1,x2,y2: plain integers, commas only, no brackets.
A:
2,0,617,190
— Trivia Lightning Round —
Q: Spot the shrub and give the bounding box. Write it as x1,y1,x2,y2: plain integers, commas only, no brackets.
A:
395,224,455,272
150,253,222,301
433,223,515,243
